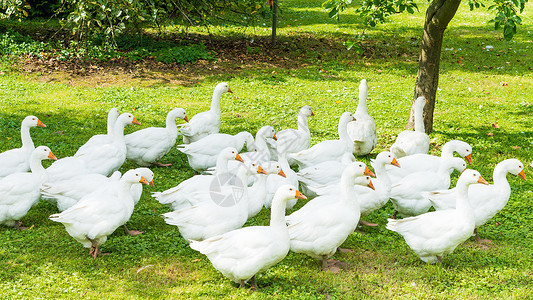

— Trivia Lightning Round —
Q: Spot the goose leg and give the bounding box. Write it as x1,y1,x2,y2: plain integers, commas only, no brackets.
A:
88,239,99,259
238,280,245,289
436,256,443,269
359,220,378,227
153,162,172,167
474,228,493,244
14,221,27,230
391,210,398,219
123,225,143,236
250,275,258,290
321,255,328,270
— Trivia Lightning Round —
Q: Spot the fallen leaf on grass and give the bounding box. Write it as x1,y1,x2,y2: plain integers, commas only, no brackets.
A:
492,122,499,128
136,264,154,274
512,146,521,149
487,132,494,137
338,248,355,253
501,82,508,87
192,258,202,262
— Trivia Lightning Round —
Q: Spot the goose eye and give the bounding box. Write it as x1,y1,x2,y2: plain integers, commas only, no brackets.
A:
289,188,293,191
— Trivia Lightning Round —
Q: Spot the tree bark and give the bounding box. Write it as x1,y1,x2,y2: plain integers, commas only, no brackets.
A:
406,0,461,133
271,0,278,46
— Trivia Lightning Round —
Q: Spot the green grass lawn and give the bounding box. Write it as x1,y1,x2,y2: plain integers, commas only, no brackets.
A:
1,0,532,298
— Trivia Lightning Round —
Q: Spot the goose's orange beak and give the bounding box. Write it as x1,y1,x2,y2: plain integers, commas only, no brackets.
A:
368,180,375,190
184,116,189,123
518,169,526,181
391,158,401,168
295,190,307,200
37,120,46,127
48,151,57,160
149,180,155,187
257,165,267,175
478,175,489,185
132,117,141,125
235,153,244,163
364,166,375,177
139,176,149,185
278,169,286,178
227,87,233,93
311,111,315,116
464,154,472,164
352,116,356,121
272,134,277,141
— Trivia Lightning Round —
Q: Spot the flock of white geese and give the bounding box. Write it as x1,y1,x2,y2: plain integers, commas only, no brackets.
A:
0,80,527,289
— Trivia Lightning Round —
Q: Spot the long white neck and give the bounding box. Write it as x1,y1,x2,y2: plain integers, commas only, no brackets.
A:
492,163,511,190
356,84,369,115
414,102,425,133
20,123,34,150
253,132,270,161
215,156,230,174
270,195,289,230
112,120,127,143
455,179,473,217
338,117,351,142
278,153,290,171
339,172,355,204
107,113,116,136
440,142,454,158
297,113,310,134
29,156,45,178
165,112,179,138
374,160,391,191
118,180,136,216
210,89,223,115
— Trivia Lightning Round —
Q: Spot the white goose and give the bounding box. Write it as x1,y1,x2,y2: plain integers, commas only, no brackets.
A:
387,140,472,183
75,108,119,155
48,113,140,181
0,146,56,229
162,162,266,241
189,185,306,289
0,115,46,179
387,169,489,265
152,147,243,210
286,163,374,269
347,79,377,156
177,131,254,172
125,108,188,167
426,159,526,243
290,112,355,169
247,161,286,218
267,105,314,162
180,82,232,144
390,157,467,218
49,170,149,259
238,126,276,164
390,96,430,158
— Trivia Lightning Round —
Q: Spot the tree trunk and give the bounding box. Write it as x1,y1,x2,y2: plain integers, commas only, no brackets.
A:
271,0,278,46
406,0,461,133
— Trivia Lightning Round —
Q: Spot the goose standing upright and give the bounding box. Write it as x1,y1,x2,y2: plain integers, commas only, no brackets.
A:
49,170,149,259
190,185,306,289
387,169,489,265
125,108,188,167
286,163,374,269
0,146,56,229
180,82,232,144
347,79,377,156
290,112,355,169
390,96,430,158
75,108,119,155
0,115,46,179
426,159,526,243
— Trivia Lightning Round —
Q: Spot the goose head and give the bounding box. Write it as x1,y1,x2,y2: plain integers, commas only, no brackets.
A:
135,167,155,186
459,169,489,186
354,175,375,190
446,140,472,164
122,169,150,185
258,125,276,140
273,185,307,202
264,161,287,178
414,96,427,110
218,147,243,163
32,146,57,161
344,161,375,178
502,159,526,180
339,112,356,127
443,157,467,174
116,113,141,127
215,82,233,94
300,105,314,117
23,115,46,128
169,108,188,123
375,151,400,168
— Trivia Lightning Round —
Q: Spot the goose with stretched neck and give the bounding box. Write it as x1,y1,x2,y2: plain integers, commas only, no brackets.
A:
75,108,119,156
290,112,355,169
286,162,374,270
49,170,150,259
190,185,306,290
0,115,46,179
426,158,526,243
387,140,472,183
390,96,430,158
180,82,233,144
0,146,56,229
125,108,188,167
347,79,377,156
264,152,300,210
387,169,489,265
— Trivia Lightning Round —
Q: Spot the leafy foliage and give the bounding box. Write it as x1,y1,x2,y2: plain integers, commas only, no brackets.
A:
154,44,214,64
488,0,528,40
